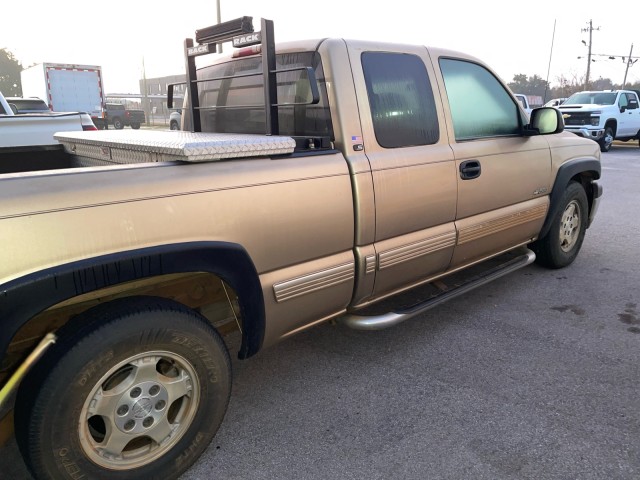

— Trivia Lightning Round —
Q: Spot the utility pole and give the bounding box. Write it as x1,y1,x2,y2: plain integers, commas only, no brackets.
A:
216,0,222,54
142,57,150,126
622,43,634,88
581,20,600,89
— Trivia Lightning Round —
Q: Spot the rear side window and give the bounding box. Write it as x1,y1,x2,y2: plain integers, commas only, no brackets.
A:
197,52,333,138
9,98,49,113
440,58,520,141
362,52,439,148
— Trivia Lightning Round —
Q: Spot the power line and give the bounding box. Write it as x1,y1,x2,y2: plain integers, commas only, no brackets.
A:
579,44,638,87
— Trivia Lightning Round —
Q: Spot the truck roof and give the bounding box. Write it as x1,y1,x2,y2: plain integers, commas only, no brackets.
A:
200,37,482,64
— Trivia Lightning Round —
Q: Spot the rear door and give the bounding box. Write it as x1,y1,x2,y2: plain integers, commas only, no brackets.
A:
618,92,640,136
433,55,551,267
346,41,457,299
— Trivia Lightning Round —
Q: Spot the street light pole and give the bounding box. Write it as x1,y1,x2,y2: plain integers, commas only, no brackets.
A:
622,43,634,88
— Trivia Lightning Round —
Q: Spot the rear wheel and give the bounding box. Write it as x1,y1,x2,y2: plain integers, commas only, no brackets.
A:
170,121,179,131
530,181,588,269
131,122,141,129
15,297,231,480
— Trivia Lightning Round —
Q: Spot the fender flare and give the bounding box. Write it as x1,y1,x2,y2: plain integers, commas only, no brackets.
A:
0,241,265,361
538,158,601,239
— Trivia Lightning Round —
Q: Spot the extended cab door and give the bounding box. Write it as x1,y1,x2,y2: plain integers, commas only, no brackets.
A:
432,53,552,267
346,41,457,300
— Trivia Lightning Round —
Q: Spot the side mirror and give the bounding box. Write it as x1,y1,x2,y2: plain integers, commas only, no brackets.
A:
620,106,627,113
524,107,564,136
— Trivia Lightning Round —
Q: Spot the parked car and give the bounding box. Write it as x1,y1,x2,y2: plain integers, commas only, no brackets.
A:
0,90,97,173
97,102,146,129
4,97,50,114
514,94,533,116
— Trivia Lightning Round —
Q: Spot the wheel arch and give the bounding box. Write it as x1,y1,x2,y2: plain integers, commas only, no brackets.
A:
539,158,601,238
0,241,265,364
604,118,617,134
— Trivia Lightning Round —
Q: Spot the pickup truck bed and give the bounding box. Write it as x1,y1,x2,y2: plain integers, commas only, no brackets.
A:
0,113,95,148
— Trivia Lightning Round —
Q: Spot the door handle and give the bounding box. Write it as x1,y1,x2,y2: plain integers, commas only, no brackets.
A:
460,160,481,180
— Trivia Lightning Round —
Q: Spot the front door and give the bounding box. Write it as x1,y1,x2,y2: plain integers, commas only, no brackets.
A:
434,56,552,267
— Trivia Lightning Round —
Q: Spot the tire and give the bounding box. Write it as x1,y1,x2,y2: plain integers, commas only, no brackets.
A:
113,117,124,130
15,296,232,480
599,125,614,152
170,121,179,131
530,181,588,269
131,123,141,130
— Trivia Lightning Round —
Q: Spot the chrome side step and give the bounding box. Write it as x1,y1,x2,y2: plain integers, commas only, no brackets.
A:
339,248,536,330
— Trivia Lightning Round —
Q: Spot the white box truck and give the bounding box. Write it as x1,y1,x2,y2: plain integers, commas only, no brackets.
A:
20,63,105,125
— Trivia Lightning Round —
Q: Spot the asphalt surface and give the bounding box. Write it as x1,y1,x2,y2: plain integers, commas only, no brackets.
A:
2,144,639,480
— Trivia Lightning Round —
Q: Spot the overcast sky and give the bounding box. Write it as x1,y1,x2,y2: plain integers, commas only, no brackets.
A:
3,0,639,94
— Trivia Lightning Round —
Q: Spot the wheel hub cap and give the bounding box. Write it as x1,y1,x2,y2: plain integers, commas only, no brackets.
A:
79,351,199,470
114,380,169,435
559,200,581,252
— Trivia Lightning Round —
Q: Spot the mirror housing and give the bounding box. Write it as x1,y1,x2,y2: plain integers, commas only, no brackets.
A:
524,107,564,136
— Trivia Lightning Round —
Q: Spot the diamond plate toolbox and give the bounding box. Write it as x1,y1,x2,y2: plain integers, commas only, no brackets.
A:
54,130,296,164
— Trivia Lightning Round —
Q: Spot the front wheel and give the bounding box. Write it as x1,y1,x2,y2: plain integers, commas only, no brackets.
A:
599,126,614,152
15,297,232,480
113,117,124,130
530,181,588,269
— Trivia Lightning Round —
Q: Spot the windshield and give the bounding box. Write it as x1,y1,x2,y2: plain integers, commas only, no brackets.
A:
195,51,333,138
563,92,617,105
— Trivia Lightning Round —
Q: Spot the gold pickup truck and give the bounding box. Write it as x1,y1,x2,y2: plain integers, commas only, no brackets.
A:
0,17,602,480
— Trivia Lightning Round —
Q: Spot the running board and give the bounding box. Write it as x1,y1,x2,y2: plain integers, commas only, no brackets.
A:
339,248,536,330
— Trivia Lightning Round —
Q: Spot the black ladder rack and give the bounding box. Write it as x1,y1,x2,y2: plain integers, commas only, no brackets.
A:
169,16,321,137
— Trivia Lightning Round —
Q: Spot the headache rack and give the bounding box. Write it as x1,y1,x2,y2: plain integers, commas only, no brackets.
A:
168,16,331,152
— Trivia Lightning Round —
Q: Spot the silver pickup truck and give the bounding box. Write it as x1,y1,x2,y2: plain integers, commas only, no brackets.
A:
0,17,602,480
0,90,96,160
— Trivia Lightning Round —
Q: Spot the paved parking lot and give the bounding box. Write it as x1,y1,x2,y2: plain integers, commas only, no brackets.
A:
2,144,639,479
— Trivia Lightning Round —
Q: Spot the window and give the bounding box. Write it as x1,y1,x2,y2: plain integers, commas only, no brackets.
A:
439,58,520,141
625,93,638,109
6,98,49,114
564,92,617,105
197,52,333,138
361,52,439,148
619,94,629,109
